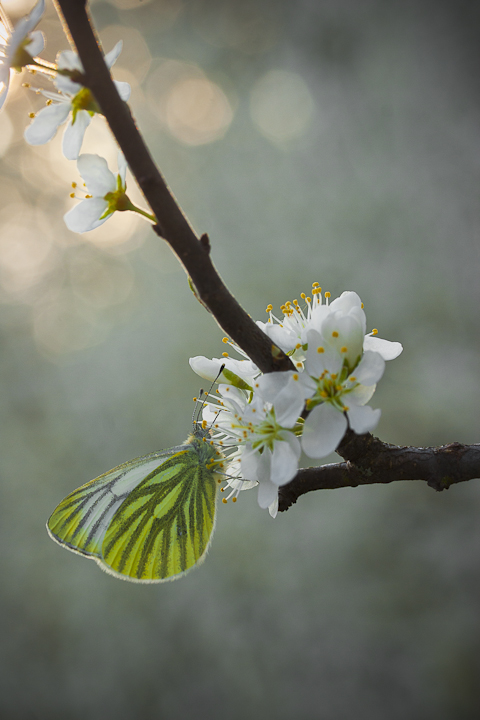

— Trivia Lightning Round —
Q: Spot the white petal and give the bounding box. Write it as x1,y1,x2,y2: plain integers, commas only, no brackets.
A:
56,49,83,73
24,101,70,145
257,477,279,509
328,291,362,313
322,311,364,367
26,0,45,29
301,403,347,459
273,380,305,427
271,435,300,486
114,80,131,102
353,351,385,386
241,445,270,484
256,320,298,353
347,405,381,434
77,154,116,196
189,356,225,382
268,496,279,519
25,30,44,57
55,50,84,95
64,198,109,233
363,335,403,360
105,41,123,69
304,329,341,376
254,372,305,427
349,383,376,406
62,110,91,160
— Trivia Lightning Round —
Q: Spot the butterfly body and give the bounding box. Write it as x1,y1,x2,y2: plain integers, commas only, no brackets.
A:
47,425,222,583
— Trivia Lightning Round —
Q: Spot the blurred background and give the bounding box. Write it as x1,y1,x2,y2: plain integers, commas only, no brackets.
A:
1,0,480,717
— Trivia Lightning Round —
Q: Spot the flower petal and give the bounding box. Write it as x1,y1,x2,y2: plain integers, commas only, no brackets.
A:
301,403,347,458
105,41,123,69
24,101,71,145
255,371,305,427
304,329,341,376
353,351,385,386
363,335,403,360
25,30,45,57
271,434,301,486
77,154,116,196
55,50,84,94
268,496,279,519
241,444,270,484
114,80,131,102
62,110,92,160
64,197,109,233
347,405,381,434
257,477,279,510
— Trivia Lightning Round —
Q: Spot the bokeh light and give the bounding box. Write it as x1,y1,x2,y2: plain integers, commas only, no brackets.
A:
250,70,314,143
146,60,234,145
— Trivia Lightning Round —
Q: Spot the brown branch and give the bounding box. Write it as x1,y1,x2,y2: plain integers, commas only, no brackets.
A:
278,434,480,511
53,0,294,375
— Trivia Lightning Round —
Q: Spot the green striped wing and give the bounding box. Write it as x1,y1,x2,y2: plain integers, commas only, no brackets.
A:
47,438,219,583
47,448,185,559
101,449,218,582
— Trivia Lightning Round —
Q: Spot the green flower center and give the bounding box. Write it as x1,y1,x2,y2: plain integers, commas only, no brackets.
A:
71,87,100,122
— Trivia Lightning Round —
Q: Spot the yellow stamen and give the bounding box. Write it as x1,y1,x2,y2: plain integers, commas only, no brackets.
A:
372,328,378,335
28,112,35,118
340,346,347,353
317,346,324,353
222,352,229,357
332,331,339,338
325,291,331,298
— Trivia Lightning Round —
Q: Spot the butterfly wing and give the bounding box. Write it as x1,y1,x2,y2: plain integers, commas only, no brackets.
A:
100,447,218,582
46,447,186,560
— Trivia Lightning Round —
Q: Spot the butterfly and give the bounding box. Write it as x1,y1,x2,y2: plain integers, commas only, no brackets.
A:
46,423,223,583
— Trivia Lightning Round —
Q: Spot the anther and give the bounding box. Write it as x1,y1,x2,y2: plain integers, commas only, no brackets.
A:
332,331,339,338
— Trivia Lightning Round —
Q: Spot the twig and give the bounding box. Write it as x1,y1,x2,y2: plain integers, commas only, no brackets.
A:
278,434,480,511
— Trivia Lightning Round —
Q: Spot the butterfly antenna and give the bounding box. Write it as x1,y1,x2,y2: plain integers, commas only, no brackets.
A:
193,364,226,430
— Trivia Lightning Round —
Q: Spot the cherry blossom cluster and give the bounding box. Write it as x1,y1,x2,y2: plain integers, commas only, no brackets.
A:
0,1,154,232
190,285,402,516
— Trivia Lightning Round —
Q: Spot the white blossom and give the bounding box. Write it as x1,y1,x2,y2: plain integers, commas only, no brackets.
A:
200,383,301,513
24,41,130,160
64,153,129,233
191,281,403,512
0,0,45,110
